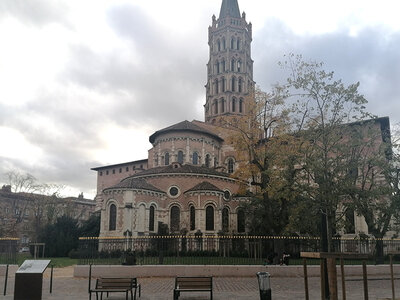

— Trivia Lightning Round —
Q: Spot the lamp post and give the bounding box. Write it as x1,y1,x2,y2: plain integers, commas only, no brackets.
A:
256,272,271,300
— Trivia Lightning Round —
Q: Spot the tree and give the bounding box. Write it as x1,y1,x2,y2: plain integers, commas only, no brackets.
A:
38,215,80,257
80,213,100,237
278,54,377,251
226,87,302,236
0,170,64,239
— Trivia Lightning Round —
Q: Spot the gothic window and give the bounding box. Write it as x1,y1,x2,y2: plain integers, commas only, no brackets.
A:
239,99,243,113
231,59,235,72
178,151,184,164
222,38,226,50
193,152,199,165
190,205,196,231
221,78,225,92
170,206,180,233
217,39,221,51
221,59,225,72
164,152,170,165
221,98,225,113
215,79,219,94
230,37,235,49
206,205,214,231
237,39,240,50
238,78,243,92
227,158,235,174
231,77,236,92
216,61,220,74
237,209,245,233
222,207,229,232
232,98,236,112
205,154,211,167
109,204,116,231
214,100,218,114
237,60,241,72
149,205,155,231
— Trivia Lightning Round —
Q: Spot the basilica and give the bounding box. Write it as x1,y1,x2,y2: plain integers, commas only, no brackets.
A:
92,0,254,238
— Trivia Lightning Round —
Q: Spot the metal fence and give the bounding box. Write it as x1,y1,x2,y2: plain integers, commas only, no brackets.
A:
77,236,400,265
0,238,18,264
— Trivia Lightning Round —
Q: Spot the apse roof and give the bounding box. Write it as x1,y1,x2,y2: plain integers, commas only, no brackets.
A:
105,177,163,193
149,120,223,143
130,164,231,179
185,181,223,193
219,0,241,19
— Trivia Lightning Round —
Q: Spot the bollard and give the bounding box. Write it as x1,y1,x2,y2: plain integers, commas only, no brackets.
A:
3,264,9,296
256,272,271,300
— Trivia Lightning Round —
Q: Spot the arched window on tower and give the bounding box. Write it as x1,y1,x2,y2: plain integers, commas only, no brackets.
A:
205,154,211,167
222,207,229,232
190,205,196,231
222,38,226,50
149,205,155,232
177,151,184,164
109,204,116,231
239,99,243,113
237,209,245,233
221,59,225,72
216,61,220,74
230,37,235,49
206,205,214,231
214,100,218,114
237,60,241,72
231,59,235,72
232,98,236,112
231,77,236,92
221,98,225,113
170,206,180,233
221,78,225,92
238,78,243,93
164,152,170,165
237,39,240,50
215,79,219,94
192,152,199,165
217,39,221,51
227,158,235,174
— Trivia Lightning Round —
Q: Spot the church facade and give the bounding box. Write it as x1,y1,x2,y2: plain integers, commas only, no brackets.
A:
92,0,253,238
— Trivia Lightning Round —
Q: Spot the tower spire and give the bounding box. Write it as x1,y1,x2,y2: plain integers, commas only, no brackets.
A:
219,0,241,19
204,0,255,124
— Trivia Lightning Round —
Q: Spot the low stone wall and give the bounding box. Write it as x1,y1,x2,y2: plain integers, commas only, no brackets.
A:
74,264,400,278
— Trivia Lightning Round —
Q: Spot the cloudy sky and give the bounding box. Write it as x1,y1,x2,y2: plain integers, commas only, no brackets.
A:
1,0,399,199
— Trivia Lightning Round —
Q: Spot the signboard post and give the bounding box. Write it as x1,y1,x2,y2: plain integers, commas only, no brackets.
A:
14,260,51,300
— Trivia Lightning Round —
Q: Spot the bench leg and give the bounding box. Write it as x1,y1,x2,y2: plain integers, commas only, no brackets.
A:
139,284,141,297
211,290,213,300
126,290,128,300
132,288,135,300
173,290,179,300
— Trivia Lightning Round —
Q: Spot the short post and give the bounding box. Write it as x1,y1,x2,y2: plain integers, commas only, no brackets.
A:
303,258,309,300
50,265,53,293
390,255,395,300
256,272,271,300
362,261,368,300
3,264,9,296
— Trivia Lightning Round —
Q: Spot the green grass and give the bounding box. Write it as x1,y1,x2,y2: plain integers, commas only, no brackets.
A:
16,254,78,267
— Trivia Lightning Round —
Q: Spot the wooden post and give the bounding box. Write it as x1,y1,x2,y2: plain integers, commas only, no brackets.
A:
327,258,338,300
303,258,309,300
390,255,395,300
320,259,326,300
362,261,368,300
340,258,346,300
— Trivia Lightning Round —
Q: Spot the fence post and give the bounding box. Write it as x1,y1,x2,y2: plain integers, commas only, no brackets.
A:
3,264,8,296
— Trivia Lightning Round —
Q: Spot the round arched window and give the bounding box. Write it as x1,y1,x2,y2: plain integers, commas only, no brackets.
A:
223,190,231,201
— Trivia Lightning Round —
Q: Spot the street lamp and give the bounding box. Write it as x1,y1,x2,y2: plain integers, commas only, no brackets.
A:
256,272,271,300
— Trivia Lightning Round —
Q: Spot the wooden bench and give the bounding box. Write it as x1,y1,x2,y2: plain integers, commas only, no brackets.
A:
89,277,141,300
173,276,213,300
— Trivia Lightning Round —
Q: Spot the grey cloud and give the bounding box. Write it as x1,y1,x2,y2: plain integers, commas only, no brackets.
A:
253,19,400,125
0,0,69,26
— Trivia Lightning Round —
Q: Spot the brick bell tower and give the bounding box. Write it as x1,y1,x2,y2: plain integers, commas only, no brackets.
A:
204,0,255,124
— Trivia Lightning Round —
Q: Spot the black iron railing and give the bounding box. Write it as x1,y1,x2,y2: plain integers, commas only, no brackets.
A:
0,238,18,264
76,235,400,265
